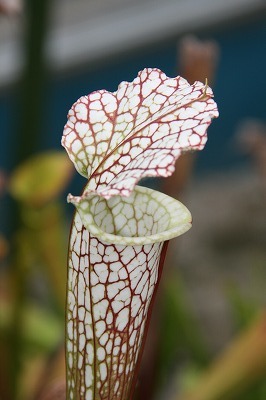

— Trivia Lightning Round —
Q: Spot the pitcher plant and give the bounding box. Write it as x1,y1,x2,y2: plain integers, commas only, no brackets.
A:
61,68,218,400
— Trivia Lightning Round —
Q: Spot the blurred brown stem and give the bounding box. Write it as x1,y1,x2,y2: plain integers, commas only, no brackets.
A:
162,36,220,198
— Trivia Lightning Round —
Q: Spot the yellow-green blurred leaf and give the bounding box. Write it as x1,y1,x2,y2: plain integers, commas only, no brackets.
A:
9,151,73,207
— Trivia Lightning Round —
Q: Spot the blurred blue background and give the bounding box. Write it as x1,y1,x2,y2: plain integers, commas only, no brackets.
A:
0,3,265,173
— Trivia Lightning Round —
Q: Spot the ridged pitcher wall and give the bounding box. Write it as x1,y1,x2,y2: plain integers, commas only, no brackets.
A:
66,185,191,400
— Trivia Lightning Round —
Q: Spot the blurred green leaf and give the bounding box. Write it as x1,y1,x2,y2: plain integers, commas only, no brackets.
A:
226,283,260,330
9,151,73,207
157,275,209,389
1,300,63,353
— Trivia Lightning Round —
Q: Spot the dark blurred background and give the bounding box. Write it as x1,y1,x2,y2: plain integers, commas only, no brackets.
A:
0,1,266,399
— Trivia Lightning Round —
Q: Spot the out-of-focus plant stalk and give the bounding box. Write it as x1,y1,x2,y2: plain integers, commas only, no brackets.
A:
9,1,51,398
16,0,50,164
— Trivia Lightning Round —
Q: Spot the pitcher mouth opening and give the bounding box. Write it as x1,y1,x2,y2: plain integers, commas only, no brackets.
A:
70,185,192,245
